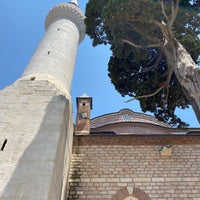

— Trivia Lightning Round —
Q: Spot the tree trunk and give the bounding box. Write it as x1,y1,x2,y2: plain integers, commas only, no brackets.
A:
173,42,200,123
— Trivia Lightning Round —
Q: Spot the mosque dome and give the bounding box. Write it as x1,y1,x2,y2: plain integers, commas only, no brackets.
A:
90,109,172,135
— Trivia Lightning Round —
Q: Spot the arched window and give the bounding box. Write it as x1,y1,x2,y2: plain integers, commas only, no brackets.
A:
111,187,151,200
124,196,139,200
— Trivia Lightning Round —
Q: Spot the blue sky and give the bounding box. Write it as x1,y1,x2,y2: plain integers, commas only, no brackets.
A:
0,0,199,127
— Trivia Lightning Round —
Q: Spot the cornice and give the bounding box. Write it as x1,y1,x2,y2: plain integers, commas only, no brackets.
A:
45,2,85,43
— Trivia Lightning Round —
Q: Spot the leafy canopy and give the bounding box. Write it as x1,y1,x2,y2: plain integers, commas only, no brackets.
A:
85,0,200,128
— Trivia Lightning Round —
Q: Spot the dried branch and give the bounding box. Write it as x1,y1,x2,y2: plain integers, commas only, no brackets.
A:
121,39,161,49
121,39,143,49
125,86,164,102
146,43,162,48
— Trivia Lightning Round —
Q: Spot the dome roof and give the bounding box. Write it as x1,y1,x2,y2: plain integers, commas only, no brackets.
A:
91,109,170,129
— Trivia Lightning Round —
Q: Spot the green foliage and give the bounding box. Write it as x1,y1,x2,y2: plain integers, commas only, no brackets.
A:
85,0,200,127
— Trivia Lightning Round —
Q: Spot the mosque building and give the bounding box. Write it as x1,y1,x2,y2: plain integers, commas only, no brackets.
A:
0,1,200,200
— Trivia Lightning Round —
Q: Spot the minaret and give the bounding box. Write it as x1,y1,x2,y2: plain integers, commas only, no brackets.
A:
0,1,85,200
22,0,85,96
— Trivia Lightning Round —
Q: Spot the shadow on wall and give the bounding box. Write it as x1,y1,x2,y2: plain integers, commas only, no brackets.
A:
1,81,73,200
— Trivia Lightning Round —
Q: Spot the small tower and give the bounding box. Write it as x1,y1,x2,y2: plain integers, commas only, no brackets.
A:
75,94,92,134
0,1,85,200
22,0,85,95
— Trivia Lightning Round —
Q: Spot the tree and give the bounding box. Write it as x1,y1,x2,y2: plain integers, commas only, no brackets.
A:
85,0,200,128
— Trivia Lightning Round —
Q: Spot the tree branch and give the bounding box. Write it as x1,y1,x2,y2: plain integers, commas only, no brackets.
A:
127,19,163,45
174,0,180,23
121,39,143,49
125,86,164,102
136,52,164,74
169,0,179,27
170,0,175,22
147,52,164,70
155,0,180,42
164,68,174,102
159,0,169,23
146,43,162,48
153,20,167,38
121,39,161,49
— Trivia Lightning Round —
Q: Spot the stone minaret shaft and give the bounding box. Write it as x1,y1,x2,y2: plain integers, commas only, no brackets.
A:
0,1,85,200
22,1,85,95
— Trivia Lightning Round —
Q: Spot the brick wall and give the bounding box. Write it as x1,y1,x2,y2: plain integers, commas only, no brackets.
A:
67,143,200,200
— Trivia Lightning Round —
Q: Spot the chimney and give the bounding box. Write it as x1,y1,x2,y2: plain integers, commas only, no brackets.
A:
75,94,92,134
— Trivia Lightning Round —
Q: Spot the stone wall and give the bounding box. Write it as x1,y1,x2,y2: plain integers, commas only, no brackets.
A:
67,142,200,199
0,79,73,200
